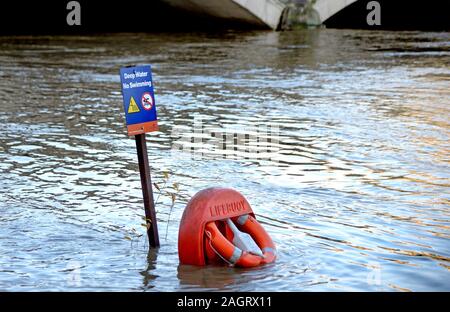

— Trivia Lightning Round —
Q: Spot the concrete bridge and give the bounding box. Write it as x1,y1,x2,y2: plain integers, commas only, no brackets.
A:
160,0,285,30
309,0,358,25
159,0,360,30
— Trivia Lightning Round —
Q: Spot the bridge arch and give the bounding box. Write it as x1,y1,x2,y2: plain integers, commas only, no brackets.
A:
312,0,359,24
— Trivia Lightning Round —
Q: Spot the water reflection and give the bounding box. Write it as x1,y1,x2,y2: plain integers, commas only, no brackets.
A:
140,249,158,290
177,265,241,290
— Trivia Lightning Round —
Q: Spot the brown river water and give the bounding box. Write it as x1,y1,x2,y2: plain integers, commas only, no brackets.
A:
0,29,449,291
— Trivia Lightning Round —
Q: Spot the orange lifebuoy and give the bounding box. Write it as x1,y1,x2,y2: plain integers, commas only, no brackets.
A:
232,214,276,265
205,221,262,267
204,215,276,268
178,188,276,267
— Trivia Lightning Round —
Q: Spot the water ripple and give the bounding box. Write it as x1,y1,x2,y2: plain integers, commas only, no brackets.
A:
0,29,449,291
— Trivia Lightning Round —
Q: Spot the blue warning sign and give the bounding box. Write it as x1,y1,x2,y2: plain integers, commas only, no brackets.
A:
120,65,158,135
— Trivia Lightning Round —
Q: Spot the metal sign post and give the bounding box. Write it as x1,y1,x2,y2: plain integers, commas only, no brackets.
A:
120,65,160,247
135,133,160,247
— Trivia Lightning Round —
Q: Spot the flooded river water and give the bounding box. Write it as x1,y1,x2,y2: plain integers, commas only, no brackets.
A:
0,29,449,291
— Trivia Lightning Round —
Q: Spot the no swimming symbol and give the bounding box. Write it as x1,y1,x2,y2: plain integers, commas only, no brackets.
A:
141,92,153,111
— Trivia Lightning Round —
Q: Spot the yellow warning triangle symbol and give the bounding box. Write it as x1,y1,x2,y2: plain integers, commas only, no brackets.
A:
128,96,140,113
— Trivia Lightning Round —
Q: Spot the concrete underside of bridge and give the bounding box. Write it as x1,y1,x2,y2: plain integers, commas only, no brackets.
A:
312,0,358,25
160,0,286,30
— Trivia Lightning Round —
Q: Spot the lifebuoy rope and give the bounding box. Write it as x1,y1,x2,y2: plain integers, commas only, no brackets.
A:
205,229,238,266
